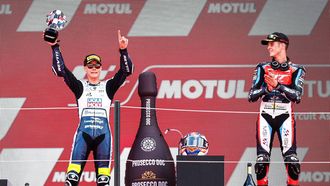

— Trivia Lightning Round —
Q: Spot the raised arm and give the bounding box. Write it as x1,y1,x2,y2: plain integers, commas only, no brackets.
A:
51,44,83,98
106,30,134,99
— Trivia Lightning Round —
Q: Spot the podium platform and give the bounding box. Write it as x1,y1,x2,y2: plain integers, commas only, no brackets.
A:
176,155,224,186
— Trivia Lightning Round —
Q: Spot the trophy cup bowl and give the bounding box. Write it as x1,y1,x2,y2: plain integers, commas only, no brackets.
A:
44,10,67,43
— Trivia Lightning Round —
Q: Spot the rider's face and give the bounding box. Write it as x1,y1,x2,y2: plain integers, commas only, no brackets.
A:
267,41,286,58
85,61,102,79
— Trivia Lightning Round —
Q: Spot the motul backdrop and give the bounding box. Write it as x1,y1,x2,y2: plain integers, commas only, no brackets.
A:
0,0,329,185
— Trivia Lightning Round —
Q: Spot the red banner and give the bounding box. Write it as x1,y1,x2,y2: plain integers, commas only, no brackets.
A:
0,1,329,185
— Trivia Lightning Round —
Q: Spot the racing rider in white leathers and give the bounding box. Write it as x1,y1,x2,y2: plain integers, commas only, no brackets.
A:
248,32,306,186
48,30,133,186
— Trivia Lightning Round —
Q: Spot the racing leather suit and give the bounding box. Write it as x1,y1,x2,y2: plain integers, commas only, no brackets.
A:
248,60,305,185
51,44,133,185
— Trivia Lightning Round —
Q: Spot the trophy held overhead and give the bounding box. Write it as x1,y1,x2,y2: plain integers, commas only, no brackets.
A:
43,10,67,43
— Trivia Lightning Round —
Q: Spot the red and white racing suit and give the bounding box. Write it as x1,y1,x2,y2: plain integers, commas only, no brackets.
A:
248,60,306,185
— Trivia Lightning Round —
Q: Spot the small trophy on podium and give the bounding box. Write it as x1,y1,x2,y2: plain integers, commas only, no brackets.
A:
43,10,67,43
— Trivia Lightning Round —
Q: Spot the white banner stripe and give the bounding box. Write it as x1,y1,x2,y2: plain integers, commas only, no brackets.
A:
0,98,26,141
17,0,81,32
0,148,63,185
128,0,207,36
249,0,328,35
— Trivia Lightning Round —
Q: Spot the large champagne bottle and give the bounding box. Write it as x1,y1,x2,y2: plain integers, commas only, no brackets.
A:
125,71,176,186
243,163,256,186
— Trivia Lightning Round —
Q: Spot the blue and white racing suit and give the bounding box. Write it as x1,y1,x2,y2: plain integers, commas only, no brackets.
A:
51,44,133,183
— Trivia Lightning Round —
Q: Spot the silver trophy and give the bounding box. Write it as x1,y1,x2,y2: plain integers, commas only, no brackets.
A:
44,10,67,43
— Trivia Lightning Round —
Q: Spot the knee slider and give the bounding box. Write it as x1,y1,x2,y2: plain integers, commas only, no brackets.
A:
97,175,110,186
285,154,300,180
65,171,80,186
255,154,270,180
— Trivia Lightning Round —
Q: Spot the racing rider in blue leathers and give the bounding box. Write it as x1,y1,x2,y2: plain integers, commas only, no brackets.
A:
248,32,306,186
47,30,133,186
